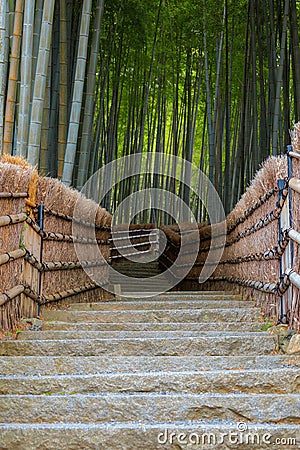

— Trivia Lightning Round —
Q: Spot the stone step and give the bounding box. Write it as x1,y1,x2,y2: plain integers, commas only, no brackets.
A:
67,300,255,311
1,355,298,376
115,293,243,301
110,281,171,288
0,334,276,356
112,263,161,268
17,330,266,341
1,393,299,424
41,320,266,332
158,291,237,295
1,421,299,450
41,307,262,323
109,285,172,294
1,287,297,450
111,265,162,270
110,272,167,279
110,280,169,287
1,367,299,396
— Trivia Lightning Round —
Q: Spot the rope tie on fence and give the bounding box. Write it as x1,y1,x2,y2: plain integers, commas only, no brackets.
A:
23,285,41,304
42,207,112,232
24,250,109,272
25,216,110,245
224,186,278,237
163,190,289,256
160,238,287,269
44,231,110,245
26,216,47,238
207,268,295,296
24,251,43,271
277,270,293,295
21,281,109,305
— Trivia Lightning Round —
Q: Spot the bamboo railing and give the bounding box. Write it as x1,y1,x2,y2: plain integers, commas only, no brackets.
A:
110,224,158,261
0,201,111,330
0,161,112,331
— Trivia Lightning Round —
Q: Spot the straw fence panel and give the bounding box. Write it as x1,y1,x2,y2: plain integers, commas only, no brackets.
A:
0,159,36,330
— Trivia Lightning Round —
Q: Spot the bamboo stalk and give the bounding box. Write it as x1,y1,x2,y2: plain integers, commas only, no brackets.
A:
27,0,55,166
272,0,289,155
0,0,9,155
39,48,51,175
3,0,24,155
61,0,93,186
57,0,68,179
16,0,35,157
77,0,104,189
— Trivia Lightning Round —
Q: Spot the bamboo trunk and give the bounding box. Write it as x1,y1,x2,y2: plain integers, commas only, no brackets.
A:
0,0,9,155
27,0,55,166
3,0,23,155
57,0,68,180
61,0,92,186
77,0,104,189
16,0,35,157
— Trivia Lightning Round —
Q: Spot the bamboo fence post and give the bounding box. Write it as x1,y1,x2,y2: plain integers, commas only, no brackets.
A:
277,179,292,322
21,219,43,312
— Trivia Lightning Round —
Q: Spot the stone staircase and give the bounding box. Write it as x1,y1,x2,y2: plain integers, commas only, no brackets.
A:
108,259,172,294
0,291,299,449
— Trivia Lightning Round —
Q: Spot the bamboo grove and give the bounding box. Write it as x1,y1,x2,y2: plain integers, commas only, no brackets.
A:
0,0,300,220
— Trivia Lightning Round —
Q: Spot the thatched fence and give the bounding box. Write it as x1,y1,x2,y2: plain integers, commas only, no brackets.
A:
3,129,300,333
0,158,112,331
159,142,300,331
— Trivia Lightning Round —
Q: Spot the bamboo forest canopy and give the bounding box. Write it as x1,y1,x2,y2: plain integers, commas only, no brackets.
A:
0,0,299,218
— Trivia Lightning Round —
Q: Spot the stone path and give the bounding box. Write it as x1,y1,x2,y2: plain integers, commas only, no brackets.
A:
0,291,299,449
